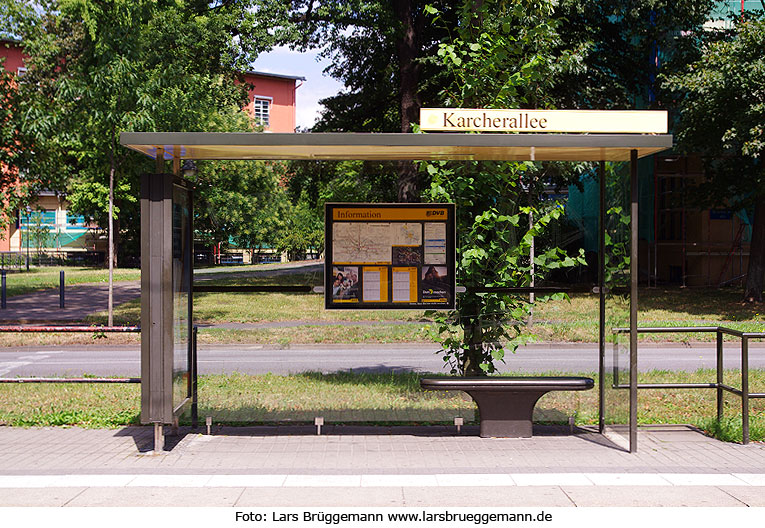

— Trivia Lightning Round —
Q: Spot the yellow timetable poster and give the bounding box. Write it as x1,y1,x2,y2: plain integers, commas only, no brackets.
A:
325,203,455,309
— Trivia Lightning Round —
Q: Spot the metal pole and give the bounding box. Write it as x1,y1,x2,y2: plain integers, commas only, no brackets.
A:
598,160,606,433
629,149,639,453
190,183,197,430
154,422,164,453
25,211,30,272
742,336,749,445
716,329,724,422
192,325,198,429
1,270,6,309
59,270,65,309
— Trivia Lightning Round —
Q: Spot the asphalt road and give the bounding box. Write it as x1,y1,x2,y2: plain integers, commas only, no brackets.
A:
1,342,765,378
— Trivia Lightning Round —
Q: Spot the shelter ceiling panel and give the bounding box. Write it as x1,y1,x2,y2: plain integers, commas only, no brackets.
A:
120,132,672,162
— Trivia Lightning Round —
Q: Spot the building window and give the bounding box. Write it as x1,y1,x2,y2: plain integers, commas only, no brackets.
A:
16,67,27,77
252,97,271,128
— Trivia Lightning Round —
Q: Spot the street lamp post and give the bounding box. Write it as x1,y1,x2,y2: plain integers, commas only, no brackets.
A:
25,205,31,272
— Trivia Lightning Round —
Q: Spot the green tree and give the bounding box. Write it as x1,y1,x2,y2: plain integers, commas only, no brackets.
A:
14,0,271,321
663,15,765,302
28,210,51,258
265,0,457,201
193,159,290,259
276,190,324,260
553,0,716,109
423,0,584,375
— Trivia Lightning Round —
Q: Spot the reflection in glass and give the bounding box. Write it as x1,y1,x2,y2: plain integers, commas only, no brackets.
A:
172,183,192,412
602,163,631,443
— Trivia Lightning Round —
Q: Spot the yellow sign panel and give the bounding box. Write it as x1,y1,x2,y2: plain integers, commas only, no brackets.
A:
333,207,449,221
419,109,668,134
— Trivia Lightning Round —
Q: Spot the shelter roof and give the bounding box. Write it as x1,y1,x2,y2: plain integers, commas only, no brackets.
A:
119,132,672,162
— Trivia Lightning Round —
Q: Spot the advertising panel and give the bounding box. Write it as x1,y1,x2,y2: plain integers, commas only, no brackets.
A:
325,203,456,309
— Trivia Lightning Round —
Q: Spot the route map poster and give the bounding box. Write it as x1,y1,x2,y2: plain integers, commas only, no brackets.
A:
325,203,456,309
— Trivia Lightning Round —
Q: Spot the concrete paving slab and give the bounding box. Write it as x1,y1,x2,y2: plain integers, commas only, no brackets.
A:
660,473,749,486
732,473,765,485
65,487,244,507
513,473,594,486
0,487,86,507
434,474,515,487
361,474,439,487
585,473,672,486
402,486,575,507
207,475,287,487
283,475,361,487
718,486,765,506
561,486,745,507
236,487,405,507
127,475,212,487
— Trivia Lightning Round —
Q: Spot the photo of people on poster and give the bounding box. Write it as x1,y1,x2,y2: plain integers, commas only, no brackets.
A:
332,266,360,301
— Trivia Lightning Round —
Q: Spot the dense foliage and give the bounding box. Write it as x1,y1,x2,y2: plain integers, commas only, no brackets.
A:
663,14,765,301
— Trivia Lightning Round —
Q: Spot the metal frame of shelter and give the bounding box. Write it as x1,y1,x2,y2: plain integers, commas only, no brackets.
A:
120,131,673,453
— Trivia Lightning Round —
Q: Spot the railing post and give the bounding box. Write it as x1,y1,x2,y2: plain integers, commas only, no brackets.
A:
191,325,198,429
742,336,749,445
59,270,65,309
716,329,723,422
1,269,6,309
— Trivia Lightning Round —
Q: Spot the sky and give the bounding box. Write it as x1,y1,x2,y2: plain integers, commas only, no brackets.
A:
251,46,345,130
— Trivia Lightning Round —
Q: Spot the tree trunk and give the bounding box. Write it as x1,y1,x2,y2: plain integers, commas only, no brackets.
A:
461,319,485,376
393,0,422,203
744,197,765,302
108,133,116,326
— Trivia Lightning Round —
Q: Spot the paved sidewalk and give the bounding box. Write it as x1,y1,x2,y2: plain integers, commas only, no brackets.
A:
0,424,763,507
0,282,140,323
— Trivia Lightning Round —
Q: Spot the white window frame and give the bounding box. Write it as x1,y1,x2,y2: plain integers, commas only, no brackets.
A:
16,67,27,77
252,95,272,129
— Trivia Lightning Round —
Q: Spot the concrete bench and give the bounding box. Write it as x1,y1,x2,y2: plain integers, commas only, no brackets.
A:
420,376,595,438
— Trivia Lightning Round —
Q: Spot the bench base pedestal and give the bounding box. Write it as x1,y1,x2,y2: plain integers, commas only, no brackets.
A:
420,376,595,438
466,390,545,438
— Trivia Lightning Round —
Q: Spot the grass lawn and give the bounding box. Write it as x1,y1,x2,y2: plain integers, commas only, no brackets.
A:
78,285,763,345
3,265,762,345
532,288,765,342
0,369,762,443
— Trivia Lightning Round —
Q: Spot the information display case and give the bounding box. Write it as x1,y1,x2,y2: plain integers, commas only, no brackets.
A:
325,203,456,310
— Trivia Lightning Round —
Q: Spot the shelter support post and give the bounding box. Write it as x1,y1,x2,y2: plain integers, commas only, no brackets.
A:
717,330,724,422
630,149,639,453
598,160,606,433
154,422,164,453
155,147,165,173
742,337,750,444
140,173,174,430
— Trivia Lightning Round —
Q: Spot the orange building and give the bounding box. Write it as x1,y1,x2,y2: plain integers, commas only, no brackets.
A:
0,38,25,77
242,71,304,133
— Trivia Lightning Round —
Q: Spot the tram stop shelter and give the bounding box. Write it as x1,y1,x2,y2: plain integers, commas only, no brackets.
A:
120,118,673,454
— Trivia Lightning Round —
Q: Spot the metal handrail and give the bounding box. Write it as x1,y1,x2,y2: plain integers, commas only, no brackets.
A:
610,325,764,444
0,323,199,429
0,325,141,384
0,325,140,333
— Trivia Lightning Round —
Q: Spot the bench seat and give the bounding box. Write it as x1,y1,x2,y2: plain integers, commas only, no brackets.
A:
420,376,594,438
